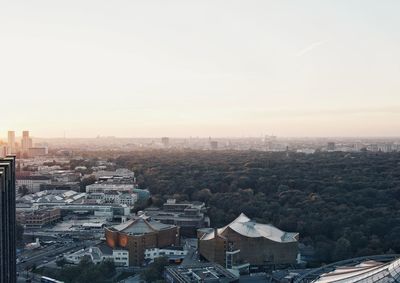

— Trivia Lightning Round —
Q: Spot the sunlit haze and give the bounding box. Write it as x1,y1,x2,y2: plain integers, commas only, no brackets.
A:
1,0,400,138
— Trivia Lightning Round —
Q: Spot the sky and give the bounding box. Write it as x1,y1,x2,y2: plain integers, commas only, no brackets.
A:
1,0,400,138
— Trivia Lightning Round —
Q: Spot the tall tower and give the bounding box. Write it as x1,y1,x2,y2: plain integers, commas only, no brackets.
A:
7,131,15,154
0,155,16,283
21,131,32,153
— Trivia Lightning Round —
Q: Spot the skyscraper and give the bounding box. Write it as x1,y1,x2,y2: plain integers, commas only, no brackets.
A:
7,131,15,155
161,137,170,147
21,131,32,153
0,156,16,283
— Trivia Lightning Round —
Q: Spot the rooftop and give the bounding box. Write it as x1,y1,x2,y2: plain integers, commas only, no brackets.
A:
201,213,298,243
166,263,238,283
111,217,176,235
313,258,400,282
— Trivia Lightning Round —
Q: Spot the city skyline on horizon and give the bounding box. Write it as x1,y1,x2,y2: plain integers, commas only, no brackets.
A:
1,1,400,137
1,131,400,140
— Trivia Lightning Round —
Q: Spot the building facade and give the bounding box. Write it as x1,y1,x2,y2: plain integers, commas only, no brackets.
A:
64,244,129,267
16,175,52,193
21,131,32,153
7,131,15,155
144,246,187,263
17,207,61,229
198,213,299,270
105,217,180,266
144,199,209,237
0,156,16,283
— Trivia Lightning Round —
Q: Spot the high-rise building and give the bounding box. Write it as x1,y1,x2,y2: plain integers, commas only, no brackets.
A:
161,137,170,147
0,156,16,283
21,131,32,153
7,131,15,155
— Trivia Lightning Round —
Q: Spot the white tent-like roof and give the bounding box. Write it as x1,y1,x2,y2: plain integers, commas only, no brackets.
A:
201,213,298,243
313,258,400,282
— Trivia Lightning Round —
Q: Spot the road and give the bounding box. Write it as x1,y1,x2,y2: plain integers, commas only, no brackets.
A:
17,239,99,282
181,238,200,266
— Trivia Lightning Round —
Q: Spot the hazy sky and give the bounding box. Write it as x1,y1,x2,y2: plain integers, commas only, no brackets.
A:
1,0,400,138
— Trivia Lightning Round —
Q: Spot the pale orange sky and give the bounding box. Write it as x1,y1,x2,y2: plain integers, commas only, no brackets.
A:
1,1,400,138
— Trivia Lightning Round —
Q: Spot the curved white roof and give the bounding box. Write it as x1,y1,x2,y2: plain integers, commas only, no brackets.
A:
313,258,400,282
202,213,298,243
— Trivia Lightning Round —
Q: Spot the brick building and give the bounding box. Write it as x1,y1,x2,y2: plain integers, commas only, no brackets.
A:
105,217,180,266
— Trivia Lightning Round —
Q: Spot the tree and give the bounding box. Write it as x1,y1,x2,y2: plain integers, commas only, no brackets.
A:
333,237,352,261
18,185,29,196
141,257,168,282
79,175,96,192
56,258,67,268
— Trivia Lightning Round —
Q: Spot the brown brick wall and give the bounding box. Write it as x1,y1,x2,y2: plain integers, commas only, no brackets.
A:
105,226,180,266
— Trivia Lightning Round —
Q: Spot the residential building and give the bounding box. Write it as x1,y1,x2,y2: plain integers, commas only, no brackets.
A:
105,217,180,266
198,213,299,270
0,156,16,283
165,263,239,283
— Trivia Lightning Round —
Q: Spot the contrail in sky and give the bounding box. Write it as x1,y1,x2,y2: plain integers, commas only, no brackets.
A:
296,39,329,56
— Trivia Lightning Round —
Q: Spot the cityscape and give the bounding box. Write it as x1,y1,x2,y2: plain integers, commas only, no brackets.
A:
2,130,400,282
2,1,400,283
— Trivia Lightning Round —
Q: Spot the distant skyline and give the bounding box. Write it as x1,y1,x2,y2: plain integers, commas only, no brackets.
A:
1,1,400,138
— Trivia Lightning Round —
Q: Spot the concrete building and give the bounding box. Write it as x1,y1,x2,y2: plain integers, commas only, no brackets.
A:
86,183,135,194
92,168,135,180
145,199,209,236
0,144,7,157
7,131,16,155
105,217,180,266
21,130,33,153
117,192,138,206
28,147,48,157
144,246,187,263
165,263,239,283
88,191,138,207
17,207,61,229
64,244,129,267
0,156,16,283
198,213,299,271
16,175,52,193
